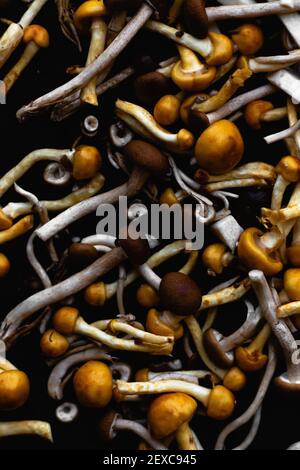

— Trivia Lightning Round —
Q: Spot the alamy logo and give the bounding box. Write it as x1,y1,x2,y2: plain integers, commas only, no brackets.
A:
0,80,6,104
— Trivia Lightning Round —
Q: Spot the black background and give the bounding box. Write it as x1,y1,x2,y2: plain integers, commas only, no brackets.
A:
0,0,299,452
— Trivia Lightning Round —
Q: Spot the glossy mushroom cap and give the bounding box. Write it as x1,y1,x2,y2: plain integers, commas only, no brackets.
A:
0,370,30,410
159,272,202,316
40,329,70,358
74,0,107,32
123,140,170,177
203,329,234,368
274,373,300,393
84,282,107,306
73,361,113,408
235,346,268,372
202,243,228,275
223,367,247,393
98,409,119,440
148,392,197,439
136,283,160,308
206,385,235,420
171,47,216,92
53,306,80,336
283,269,300,301
134,72,171,106
0,253,10,278
206,32,234,66
72,146,102,180
118,230,151,266
183,0,208,39
237,227,283,276
195,120,244,175
276,156,300,183
146,308,184,340
244,100,274,130
23,25,50,48
154,95,181,126
231,24,264,56
68,243,99,271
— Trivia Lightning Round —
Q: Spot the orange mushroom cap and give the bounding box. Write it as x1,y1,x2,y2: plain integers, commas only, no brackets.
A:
23,25,50,48
73,361,113,408
72,146,102,180
74,0,107,32
52,306,80,336
40,329,70,358
0,370,30,410
283,269,300,301
231,23,264,56
244,100,273,130
206,385,235,420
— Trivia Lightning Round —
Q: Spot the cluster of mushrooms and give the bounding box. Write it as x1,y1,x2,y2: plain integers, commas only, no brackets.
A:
2,0,300,451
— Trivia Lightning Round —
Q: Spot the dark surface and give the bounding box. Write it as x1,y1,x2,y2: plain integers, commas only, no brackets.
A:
0,0,299,451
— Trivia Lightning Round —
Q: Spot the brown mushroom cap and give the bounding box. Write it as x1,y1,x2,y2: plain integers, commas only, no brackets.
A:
123,140,170,177
72,145,102,180
68,243,99,271
244,100,273,130
40,329,70,358
23,25,50,48
118,229,151,265
135,368,149,381
206,385,235,420
287,245,300,267
202,243,227,275
73,361,113,408
203,329,234,368
148,392,197,439
134,72,171,106
183,0,208,39
0,370,30,410
274,373,300,393
53,306,80,336
276,156,300,183
159,272,202,316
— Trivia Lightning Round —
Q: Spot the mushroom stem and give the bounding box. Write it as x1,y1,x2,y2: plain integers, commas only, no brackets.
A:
233,407,262,451
207,1,300,22
108,320,173,345
138,264,161,290
114,418,167,450
0,421,53,442
16,4,154,120
245,323,271,354
0,215,34,245
199,278,251,311
205,178,268,192
220,305,262,352
176,422,198,450
3,41,39,92
265,118,300,144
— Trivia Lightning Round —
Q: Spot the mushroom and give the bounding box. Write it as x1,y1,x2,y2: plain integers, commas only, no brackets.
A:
99,409,167,450
147,393,198,450
73,360,113,408
74,1,108,105
40,329,71,358
270,156,300,210
194,119,244,175
116,379,236,420
0,253,10,278
207,2,300,22
235,323,271,372
0,360,30,410
3,25,50,93
153,94,182,126
0,421,53,442
244,99,274,130
71,145,102,180
0,215,34,245
231,23,264,56
237,227,283,276
183,0,208,39
202,243,234,276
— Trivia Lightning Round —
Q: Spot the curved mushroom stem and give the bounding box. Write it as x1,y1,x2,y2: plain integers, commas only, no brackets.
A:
265,118,300,145
199,278,251,311
0,421,53,442
113,417,167,450
220,304,262,352
3,41,40,93
176,422,199,450
233,407,262,451
262,181,300,224
271,175,290,210
108,319,173,345
0,215,34,245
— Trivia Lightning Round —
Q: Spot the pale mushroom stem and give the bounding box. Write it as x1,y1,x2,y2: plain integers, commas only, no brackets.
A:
233,407,262,451
114,418,167,450
198,279,251,311
271,175,290,210
0,421,53,442
220,305,261,352
138,264,161,291
176,422,198,450
3,42,40,92
265,118,300,144
259,228,283,251
207,1,300,22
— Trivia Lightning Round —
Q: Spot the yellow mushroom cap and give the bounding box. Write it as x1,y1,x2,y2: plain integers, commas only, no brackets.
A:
159,188,179,206
223,367,247,392
84,281,107,306
244,100,273,130
0,370,30,410
276,156,300,182
73,361,113,408
23,24,50,48
206,32,234,66
53,306,80,336
135,368,149,381
154,95,181,126
136,283,160,308
148,392,197,439
72,145,102,180
231,23,264,56
287,245,300,267
284,268,300,301
0,253,10,278
235,346,268,372
146,308,184,340
40,329,70,358
206,385,235,420
195,120,244,175
74,0,107,32
171,57,216,92
202,243,227,274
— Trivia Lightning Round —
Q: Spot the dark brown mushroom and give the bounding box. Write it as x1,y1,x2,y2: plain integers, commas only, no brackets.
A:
134,71,171,106
123,140,170,177
68,243,99,271
159,272,202,316
118,230,151,266
183,0,208,39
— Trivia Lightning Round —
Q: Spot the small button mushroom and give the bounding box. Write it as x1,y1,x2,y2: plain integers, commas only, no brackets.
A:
271,155,300,210
283,269,300,301
202,243,234,276
195,120,244,175
237,227,283,276
0,253,10,278
223,367,247,393
206,32,234,66
72,145,102,180
159,272,202,316
0,369,30,410
134,71,171,106
118,231,151,266
183,0,208,39
153,94,181,126
231,24,264,56
40,329,70,358
68,242,99,271
84,281,107,306
235,323,271,372
171,46,216,92
123,140,170,177
73,360,113,408
244,100,274,129
136,283,160,308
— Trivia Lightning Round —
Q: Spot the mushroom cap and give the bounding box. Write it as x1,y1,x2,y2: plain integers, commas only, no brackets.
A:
40,329,70,358
84,282,107,306
72,145,102,180
123,140,170,177
177,129,195,151
159,272,202,316
136,283,160,308
202,243,227,275
276,156,300,183
180,92,208,124
274,373,300,393
68,243,99,271
287,245,300,267
203,329,234,368
206,32,234,66
237,227,283,276
284,269,300,301
244,100,273,130
73,361,113,408
183,0,208,39
0,370,30,410
171,60,217,92
23,25,50,48
135,368,149,381
146,308,184,340
223,367,247,393
231,23,264,56
148,392,197,439
154,95,181,127
134,72,171,106
118,229,151,265
235,346,268,372
195,120,244,175
53,306,80,336
206,385,235,420
159,188,179,206
0,252,10,278
98,410,119,440
0,209,12,230
74,1,107,32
